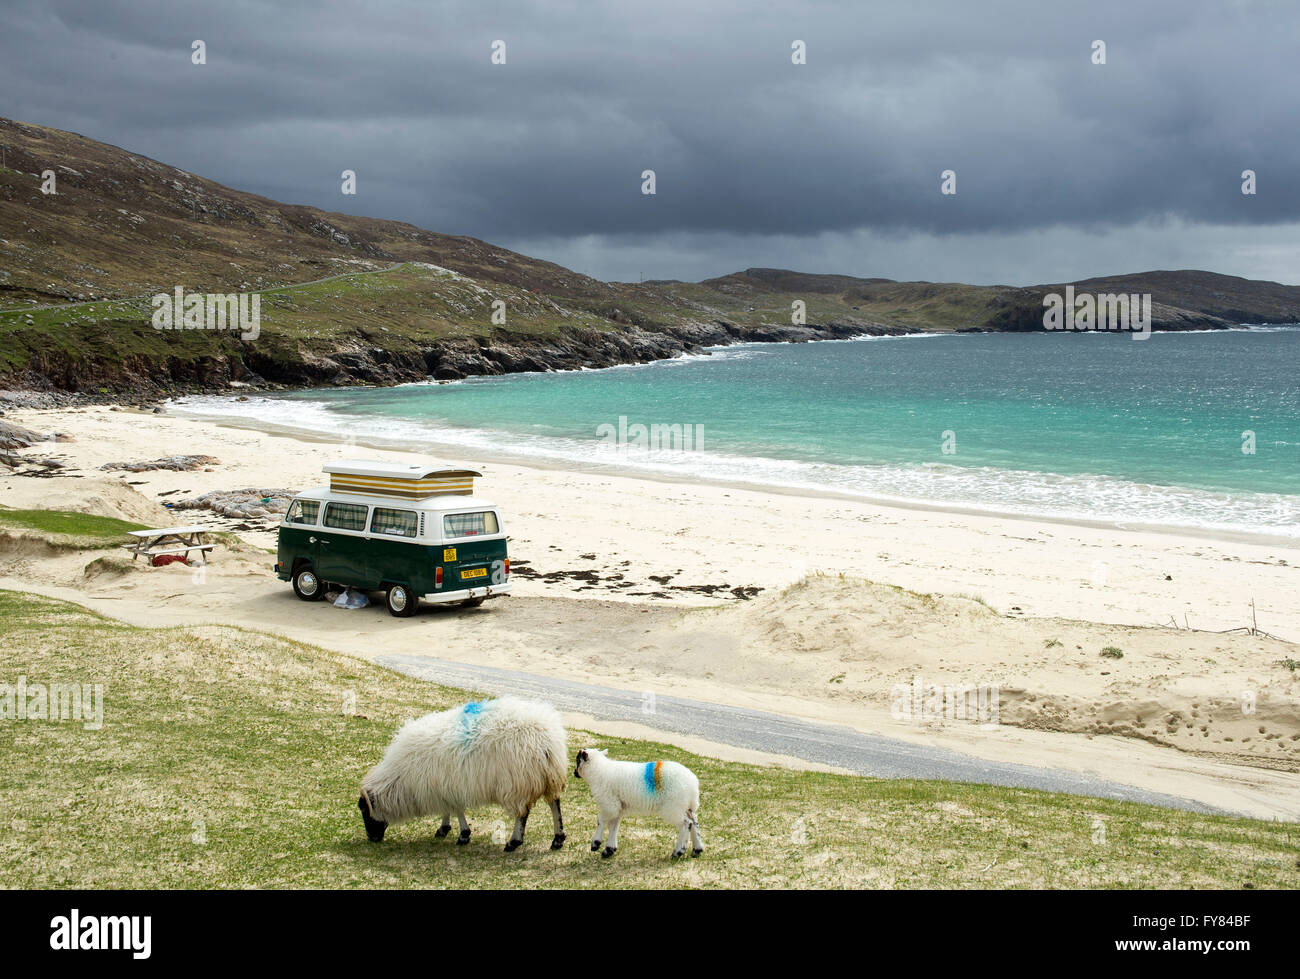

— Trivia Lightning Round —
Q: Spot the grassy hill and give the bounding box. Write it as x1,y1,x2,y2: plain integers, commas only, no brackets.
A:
3,116,1300,396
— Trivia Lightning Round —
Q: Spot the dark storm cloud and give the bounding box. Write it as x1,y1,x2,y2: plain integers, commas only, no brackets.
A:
1,0,1296,282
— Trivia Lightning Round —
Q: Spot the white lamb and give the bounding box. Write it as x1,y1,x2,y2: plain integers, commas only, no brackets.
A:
359,697,568,852
574,748,703,859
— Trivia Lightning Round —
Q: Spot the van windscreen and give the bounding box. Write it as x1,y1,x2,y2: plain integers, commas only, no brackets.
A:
443,511,499,537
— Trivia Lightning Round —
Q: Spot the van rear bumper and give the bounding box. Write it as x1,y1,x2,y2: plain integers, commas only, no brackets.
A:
421,582,513,604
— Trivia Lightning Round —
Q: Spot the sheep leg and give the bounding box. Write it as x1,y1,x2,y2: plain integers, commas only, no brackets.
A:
689,816,704,857
590,812,606,852
434,814,452,839
455,811,471,845
504,806,529,852
672,819,691,859
549,798,566,850
602,813,622,858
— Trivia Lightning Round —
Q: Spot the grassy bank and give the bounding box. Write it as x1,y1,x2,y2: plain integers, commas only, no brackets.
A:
0,263,619,380
0,588,1295,889
0,507,147,548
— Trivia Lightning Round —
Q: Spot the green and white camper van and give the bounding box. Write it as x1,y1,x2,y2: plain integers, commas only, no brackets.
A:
274,460,511,617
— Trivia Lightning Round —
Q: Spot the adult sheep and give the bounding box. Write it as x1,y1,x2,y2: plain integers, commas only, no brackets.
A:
358,697,568,852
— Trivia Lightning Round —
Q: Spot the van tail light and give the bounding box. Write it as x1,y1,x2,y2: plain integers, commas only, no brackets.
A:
503,559,510,577
435,566,443,588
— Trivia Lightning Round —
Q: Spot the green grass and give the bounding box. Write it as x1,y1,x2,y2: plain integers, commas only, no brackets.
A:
0,256,1003,386
0,263,621,380
0,507,147,548
0,263,614,342
1101,646,1125,660
0,258,1005,386
0,589,1295,889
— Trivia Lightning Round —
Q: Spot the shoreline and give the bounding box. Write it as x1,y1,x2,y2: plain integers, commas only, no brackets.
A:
5,319,1297,412
168,400,1300,551
6,402,1300,637
0,329,917,411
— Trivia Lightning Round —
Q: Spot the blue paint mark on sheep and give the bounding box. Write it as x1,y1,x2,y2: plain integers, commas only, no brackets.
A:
460,700,489,744
643,761,659,794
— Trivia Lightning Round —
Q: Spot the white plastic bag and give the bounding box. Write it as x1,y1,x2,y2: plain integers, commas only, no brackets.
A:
332,587,370,609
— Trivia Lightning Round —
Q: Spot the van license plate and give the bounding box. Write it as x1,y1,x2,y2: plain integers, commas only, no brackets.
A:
461,568,487,579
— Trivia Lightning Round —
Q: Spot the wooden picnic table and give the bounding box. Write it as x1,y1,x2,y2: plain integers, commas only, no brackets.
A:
121,525,215,564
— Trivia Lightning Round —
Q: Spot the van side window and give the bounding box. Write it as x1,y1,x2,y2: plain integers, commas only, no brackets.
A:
371,507,418,538
323,502,369,532
443,510,499,538
285,499,319,525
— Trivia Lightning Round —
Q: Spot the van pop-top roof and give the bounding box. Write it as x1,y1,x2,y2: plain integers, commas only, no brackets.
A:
322,459,483,499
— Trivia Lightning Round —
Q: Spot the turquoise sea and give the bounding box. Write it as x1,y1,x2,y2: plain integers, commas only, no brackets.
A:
176,328,1300,538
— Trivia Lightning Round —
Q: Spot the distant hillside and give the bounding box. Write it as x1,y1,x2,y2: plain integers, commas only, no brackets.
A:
699,266,1300,334
2,117,1299,397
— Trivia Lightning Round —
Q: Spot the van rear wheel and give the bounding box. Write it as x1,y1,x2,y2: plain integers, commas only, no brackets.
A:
386,584,418,618
293,565,325,601
460,597,485,608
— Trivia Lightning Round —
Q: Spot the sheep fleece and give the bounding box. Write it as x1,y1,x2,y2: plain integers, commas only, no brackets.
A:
362,698,568,823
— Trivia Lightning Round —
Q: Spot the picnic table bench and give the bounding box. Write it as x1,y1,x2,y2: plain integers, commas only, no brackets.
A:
121,526,215,564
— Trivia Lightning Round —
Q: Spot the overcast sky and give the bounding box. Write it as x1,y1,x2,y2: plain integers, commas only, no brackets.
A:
3,0,1298,284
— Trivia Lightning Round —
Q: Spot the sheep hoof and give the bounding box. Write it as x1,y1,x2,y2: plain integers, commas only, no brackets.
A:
434,825,451,839
503,839,523,853
456,830,471,845
601,846,617,859
590,841,602,852
692,848,703,857
550,834,566,850
672,849,686,859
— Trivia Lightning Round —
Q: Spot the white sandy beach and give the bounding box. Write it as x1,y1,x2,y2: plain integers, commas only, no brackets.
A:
2,404,1298,819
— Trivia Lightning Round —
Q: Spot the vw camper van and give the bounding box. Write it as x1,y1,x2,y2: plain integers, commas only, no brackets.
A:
274,460,511,616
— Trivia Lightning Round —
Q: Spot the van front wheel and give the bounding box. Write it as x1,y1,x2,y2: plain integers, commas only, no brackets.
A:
386,584,418,618
293,565,325,601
